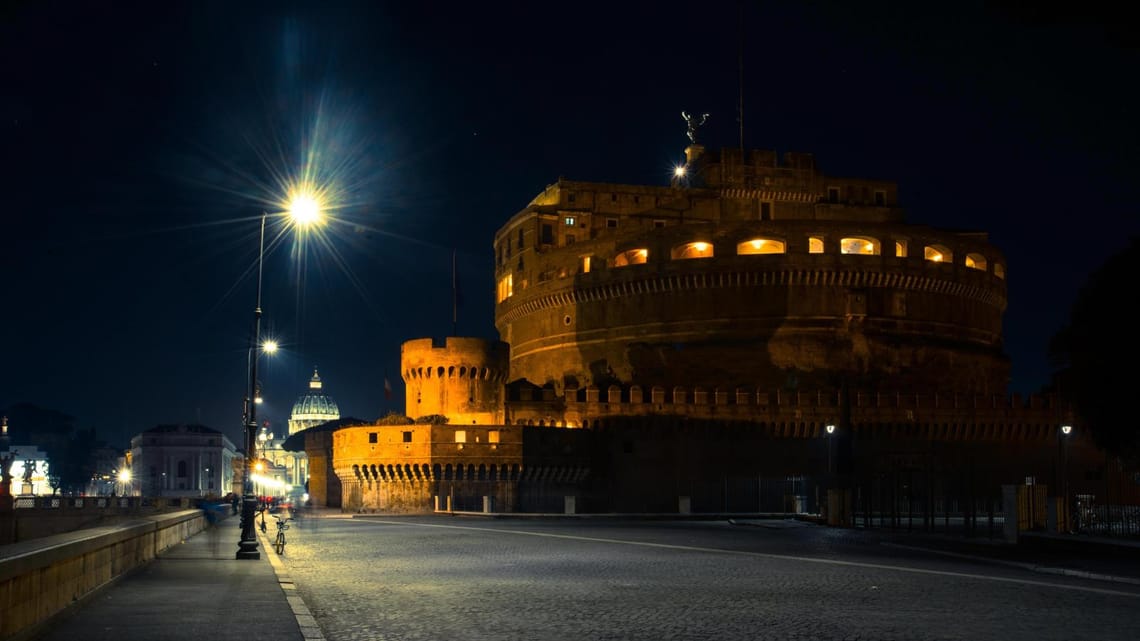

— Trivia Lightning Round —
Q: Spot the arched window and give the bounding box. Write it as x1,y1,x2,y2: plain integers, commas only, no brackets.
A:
736,238,786,255
895,240,908,257
808,236,825,253
924,244,952,263
614,248,649,267
671,241,714,259
964,253,988,271
994,263,1006,279
840,237,880,255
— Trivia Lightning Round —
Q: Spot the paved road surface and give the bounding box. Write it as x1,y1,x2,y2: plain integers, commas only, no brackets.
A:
276,515,1140,641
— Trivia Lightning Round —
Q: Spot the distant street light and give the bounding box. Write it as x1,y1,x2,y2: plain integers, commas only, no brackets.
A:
1059,424,1073,531
826,424,836,476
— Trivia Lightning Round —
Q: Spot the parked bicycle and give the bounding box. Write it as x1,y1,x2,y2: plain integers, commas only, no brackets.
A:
274,517,292,555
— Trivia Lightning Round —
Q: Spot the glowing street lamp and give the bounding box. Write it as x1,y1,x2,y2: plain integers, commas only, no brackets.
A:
237,189,326,560
117,469,131,496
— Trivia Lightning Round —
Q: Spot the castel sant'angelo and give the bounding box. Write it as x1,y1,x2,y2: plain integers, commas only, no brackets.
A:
290,125,1096,518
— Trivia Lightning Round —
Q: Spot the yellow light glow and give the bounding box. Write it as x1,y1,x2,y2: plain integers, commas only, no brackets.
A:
283,181,328,227
117,469,131,483
694,242,708,251
255,461,265,472
751,240,765,249
674,165,686,178
637,249,648,258
263,340,279,354
931,253,943,262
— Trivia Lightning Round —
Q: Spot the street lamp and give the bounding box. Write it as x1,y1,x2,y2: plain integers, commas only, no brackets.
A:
825,424,836,476
117,469,131,497
237,198,325,560
1059,424,1072,531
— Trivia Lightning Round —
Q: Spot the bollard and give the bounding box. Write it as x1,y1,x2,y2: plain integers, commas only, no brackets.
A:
482,495,493,513
564,496,576,515
446,495,453,512
678,496,691,514
434,495,441,512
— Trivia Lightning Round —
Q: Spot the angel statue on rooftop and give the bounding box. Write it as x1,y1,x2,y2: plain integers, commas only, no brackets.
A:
682,111,709,144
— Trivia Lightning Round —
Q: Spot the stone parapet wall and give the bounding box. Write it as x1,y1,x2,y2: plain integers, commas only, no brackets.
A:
0,510,205,640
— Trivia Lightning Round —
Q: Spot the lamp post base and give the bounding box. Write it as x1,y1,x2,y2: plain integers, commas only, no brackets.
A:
236,493,260,560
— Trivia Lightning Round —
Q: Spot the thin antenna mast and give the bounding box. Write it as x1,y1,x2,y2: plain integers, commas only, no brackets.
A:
737,0,745,155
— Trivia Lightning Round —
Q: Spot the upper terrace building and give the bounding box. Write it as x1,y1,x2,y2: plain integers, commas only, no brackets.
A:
493,144,1009,404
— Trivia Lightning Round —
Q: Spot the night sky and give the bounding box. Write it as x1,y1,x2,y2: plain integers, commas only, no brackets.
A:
2,1,1136,450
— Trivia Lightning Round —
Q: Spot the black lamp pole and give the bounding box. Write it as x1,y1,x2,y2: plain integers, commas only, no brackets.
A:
237,213,267,560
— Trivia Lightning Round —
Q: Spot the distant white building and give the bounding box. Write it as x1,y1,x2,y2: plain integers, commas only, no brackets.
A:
130,424,236,497
0,416,52,495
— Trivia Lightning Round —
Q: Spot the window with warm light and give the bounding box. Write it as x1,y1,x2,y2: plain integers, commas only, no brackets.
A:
564,216,576,226
614,248,649,267
924,245,952,263
965,253,987,271
809,236,825,254
840,237,879,255
488,430,500,444
455,430,466,443
895,240,908,257
994,263,1006,279
581,256,592,273
672,241,714,259
496,274,513,302
737,238,785,255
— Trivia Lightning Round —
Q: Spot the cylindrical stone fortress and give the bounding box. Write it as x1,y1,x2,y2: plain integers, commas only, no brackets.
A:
493,146,1009,397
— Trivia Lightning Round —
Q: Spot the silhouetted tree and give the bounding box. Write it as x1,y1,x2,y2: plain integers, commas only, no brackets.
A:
1049,237,1140,463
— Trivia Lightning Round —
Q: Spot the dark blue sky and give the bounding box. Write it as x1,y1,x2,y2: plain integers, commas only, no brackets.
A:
2,1,1136,449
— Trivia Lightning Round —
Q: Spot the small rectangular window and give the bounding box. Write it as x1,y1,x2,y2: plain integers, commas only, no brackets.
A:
827,187,840,204
488,430,500,444
760,202,772,220
874,190,886,206
611,193,617,202
567,192,576,203
565,234,575,245
581,256,591,273
402,431,413,443
633,195,640,204
541,224,553,245
653,219,666,228
455,430,466,443
606,218,618,228
368,432,378,443
809,236,825,254
564,216,576,226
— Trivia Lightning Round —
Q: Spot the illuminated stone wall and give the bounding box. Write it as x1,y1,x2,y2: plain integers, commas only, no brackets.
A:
401,337,509,424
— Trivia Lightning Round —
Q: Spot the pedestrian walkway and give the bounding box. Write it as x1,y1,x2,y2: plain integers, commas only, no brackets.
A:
28,515,309,641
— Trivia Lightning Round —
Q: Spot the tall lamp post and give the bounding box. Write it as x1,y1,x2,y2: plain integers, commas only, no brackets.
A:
236,191,325,560
237,213,270,559
1059,424,1072,532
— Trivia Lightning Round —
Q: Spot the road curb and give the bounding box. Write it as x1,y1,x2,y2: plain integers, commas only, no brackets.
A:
881,542,1140,586
258,521,325,640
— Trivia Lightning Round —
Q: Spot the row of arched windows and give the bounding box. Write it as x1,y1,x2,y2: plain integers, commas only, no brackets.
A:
611,237,1005,278
406,365,496,380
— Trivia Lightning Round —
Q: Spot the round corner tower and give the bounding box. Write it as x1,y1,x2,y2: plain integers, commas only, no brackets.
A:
401,337,510,425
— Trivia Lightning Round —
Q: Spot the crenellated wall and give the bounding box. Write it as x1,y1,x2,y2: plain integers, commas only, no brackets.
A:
401,337,510,424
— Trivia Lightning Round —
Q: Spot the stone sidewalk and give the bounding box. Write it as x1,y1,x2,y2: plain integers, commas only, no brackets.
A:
26,514,317,641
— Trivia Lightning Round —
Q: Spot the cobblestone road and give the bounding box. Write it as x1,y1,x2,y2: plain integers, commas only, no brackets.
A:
278,515,1140,641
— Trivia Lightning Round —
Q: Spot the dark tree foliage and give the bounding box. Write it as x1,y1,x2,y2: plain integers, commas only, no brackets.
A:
414,414,450,425
1049,237,1140,463
376,412,413,425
